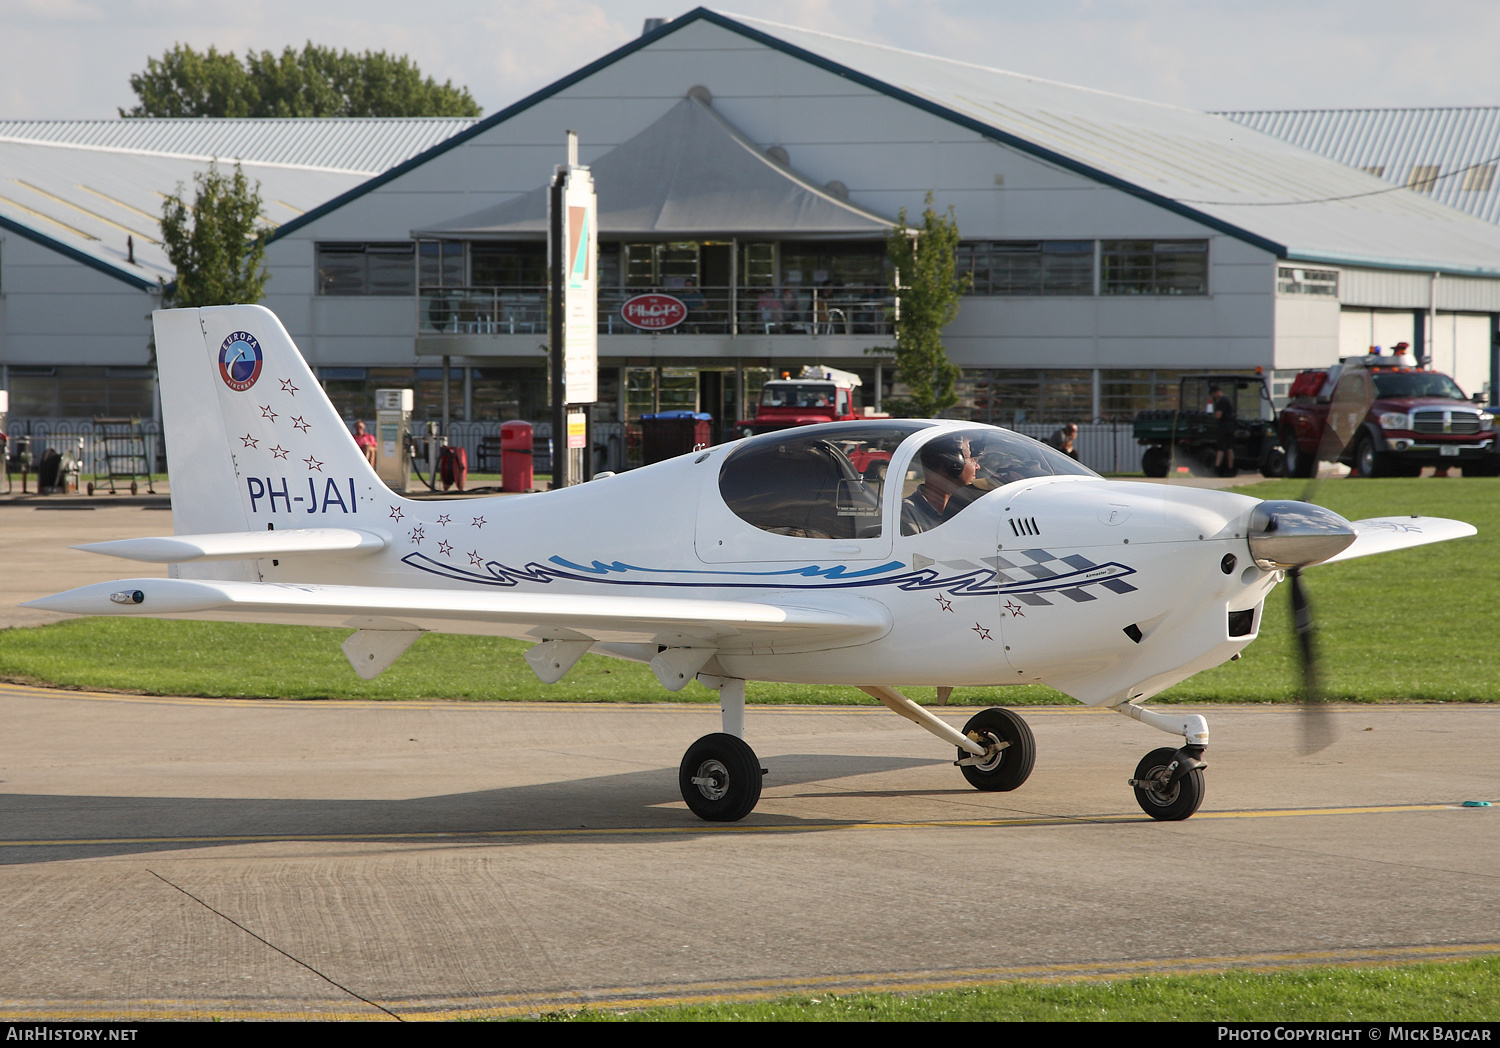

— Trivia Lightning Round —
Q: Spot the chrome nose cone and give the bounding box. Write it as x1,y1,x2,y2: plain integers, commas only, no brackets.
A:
1247,501,1356,569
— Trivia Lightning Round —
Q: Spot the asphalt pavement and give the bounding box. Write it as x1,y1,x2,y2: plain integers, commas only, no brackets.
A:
2,477,1496,1021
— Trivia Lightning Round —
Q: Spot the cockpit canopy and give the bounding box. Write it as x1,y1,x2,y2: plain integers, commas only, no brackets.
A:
717,422,1096,540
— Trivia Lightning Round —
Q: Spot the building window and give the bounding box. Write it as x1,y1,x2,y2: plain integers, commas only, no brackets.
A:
1101,240,1208,296
1463,164,1495,192
1406,165,1441,192
959,241,1093,296
317,242,415,295
418,240,464,287
468,243,546,287
1277,266,1338,296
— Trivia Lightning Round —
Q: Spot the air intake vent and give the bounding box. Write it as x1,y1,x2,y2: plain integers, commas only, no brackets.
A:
1008,517,1040,537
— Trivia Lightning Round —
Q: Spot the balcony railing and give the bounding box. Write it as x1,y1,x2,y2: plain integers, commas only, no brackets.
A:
417,286,894,337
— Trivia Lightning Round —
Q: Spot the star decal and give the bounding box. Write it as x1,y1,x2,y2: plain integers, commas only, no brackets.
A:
1004,600,1024,618
436,514,451,526
240,434,259,449
410,525,424,544
934,595,953,613
971,623,993,641
304,455,323,472
291,416,310,433
271,445,288,460
468,550,483,567
389,506,404,522
260,405,277,421
471,516,486,529
438,539,453,556
280,378,298,395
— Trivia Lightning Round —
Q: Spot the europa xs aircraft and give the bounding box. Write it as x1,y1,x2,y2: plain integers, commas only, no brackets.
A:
29,306,1476,822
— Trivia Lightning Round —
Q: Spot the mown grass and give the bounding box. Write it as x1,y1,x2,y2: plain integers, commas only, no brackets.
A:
0,475,1492,704
532,957,1500,1022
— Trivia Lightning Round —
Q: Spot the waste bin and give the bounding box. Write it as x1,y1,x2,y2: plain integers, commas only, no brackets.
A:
500,420,534,492
640,411,713,465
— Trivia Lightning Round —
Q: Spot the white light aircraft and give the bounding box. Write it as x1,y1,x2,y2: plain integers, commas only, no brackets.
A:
28,306,1477,822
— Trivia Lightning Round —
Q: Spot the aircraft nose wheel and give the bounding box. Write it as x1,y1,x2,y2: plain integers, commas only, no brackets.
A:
956,708,1036,792
679,733,763,822
1130,746,1206,821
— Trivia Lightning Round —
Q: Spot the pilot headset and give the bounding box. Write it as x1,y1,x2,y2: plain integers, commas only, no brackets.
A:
922,436,970,480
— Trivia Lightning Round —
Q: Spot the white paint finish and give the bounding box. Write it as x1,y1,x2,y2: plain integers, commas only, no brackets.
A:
151,309,250,551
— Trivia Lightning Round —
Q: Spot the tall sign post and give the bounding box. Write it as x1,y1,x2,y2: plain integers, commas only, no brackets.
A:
548,131,598,488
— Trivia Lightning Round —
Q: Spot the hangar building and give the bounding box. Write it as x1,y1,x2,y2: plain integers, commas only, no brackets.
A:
5,8,1500,452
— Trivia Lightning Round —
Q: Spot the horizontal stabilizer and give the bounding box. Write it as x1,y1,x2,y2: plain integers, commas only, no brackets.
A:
1316,515,1476,566
23,578,891,650
74,529,388,563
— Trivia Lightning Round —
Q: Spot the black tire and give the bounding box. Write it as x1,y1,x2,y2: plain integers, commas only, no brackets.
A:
1353,435,1384,478
679,733,762,822
1282,434,1314,478
1141,445,1169,478
958,708,1035,792
1132,747,1205,821
1260,446,1286,478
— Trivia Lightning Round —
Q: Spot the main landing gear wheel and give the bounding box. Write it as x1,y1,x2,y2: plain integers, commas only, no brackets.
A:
1131,746,1206,821
957,708,1035,792
679,733,763,822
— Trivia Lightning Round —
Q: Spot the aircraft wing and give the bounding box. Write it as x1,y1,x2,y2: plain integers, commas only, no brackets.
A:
23,578,891,650
1315,515,1477,567
73,529,388,563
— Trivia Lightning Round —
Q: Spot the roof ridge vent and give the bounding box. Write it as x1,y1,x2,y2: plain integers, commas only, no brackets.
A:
766,144,789,167
687,85,713,106
825,180,849,201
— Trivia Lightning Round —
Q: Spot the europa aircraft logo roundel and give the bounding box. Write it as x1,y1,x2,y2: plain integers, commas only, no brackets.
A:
219,331,263,392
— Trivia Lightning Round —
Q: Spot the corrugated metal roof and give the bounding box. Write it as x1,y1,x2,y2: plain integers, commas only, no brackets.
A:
719,14,1500,276
0,117,476,175
0,117,475,287
1215,107,1500,226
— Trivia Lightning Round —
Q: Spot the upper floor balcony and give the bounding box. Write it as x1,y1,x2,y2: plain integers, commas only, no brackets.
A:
413,284,895,359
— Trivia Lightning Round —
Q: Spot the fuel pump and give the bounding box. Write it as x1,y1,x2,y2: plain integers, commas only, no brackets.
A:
373,388,413,493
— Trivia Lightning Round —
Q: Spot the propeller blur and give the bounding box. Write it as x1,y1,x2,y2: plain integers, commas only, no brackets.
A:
26,306,1479,821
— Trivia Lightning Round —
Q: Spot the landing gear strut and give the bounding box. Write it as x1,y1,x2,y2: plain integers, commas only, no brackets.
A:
1115,704,1210,820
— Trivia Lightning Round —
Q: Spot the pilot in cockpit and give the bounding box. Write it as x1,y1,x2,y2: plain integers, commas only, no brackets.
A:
901,434,976,535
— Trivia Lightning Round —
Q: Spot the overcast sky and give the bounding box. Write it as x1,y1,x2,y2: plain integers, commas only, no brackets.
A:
4,1,1499,120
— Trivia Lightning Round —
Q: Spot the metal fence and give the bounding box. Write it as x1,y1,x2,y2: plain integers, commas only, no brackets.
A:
1009,421,1142,475
3,417,1143,486
3,418,164,477
418,286,895,338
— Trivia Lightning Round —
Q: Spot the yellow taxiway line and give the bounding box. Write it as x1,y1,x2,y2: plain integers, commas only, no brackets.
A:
0,801,1481,850
3,942,1497,1021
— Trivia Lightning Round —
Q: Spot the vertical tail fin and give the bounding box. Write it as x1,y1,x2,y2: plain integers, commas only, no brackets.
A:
154,306,386,573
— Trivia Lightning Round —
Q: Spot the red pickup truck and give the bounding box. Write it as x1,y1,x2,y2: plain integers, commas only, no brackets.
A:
1278,349,1498,477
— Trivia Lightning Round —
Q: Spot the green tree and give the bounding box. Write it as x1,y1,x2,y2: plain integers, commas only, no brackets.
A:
160,163,269,308
882,195,971,417
122,42,482,118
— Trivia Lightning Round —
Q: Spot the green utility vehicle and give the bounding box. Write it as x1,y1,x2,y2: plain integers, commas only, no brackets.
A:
1133,372,1280,477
